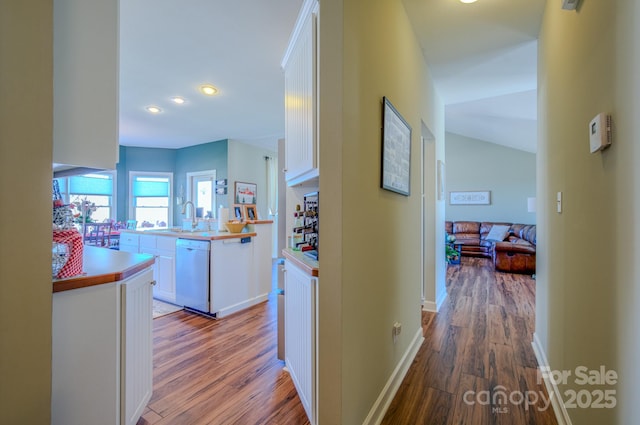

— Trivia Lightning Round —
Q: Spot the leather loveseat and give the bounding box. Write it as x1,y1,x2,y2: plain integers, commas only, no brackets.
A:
445,220,536,274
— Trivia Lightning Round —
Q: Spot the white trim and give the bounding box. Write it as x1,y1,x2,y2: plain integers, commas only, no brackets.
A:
532,333,572,425
436,288,448,311
128,171,174,227
362,328,424,425
281,0,318,68
186,169,217,218
423,288,448,312
422,300,437,312
213,294,269,319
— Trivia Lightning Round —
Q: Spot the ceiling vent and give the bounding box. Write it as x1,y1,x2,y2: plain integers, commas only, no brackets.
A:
562,0,580,10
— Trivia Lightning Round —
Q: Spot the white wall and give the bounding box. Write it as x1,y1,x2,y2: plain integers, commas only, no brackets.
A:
227,139,277,220
538,0,640,423
445,132,536,224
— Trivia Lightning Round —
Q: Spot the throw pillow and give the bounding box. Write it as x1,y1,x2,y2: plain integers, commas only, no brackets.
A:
485,225,510,241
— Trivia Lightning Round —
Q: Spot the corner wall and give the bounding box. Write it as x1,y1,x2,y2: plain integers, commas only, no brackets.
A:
537,0,640,423
445,132,536,224
318,0,444,422
0,1,53,422
227,139,277,220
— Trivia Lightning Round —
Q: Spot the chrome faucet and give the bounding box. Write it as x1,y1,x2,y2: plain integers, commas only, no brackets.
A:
181,201,197,230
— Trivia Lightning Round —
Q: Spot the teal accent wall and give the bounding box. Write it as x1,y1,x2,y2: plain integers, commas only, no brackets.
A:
116,145,177,221
114,140,229,224
174,140,228,225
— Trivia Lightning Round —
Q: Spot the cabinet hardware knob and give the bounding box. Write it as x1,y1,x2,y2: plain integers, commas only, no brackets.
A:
150,280,157,286
282,168,288,173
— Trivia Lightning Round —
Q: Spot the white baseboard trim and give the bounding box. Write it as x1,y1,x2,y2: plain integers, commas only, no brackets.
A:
531,333,572,425
214,293,269,318
362,328,424,425
422,300,437,312
423,290,448,312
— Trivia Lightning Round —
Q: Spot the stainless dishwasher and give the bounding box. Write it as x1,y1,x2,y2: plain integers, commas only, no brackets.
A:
175,238,211,314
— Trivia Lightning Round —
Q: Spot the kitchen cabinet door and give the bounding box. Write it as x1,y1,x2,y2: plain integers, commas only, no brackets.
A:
53,0,119,169
284,260,317,424
120,268,154,425
283,0,318,186
153,249,176,303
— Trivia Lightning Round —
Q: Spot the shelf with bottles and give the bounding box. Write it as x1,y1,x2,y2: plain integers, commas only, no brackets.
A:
291,192,319,260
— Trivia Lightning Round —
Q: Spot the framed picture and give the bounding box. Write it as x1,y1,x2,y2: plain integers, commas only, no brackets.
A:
232,204,244,220
244,204,257,221
234,181,257,204
381,97,412,196
449,191,491,205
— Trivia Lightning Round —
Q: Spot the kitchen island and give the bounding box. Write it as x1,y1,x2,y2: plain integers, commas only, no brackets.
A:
119,221,272,318
52,246,156,425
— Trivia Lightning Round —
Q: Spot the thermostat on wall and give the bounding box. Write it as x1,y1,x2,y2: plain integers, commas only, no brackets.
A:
589,113,612,153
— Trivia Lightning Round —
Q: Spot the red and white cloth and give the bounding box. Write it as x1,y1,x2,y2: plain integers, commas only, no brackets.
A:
53,229,83,278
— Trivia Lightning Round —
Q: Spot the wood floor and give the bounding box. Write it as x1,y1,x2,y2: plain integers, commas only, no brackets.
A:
137,294,310,425
382,257,558,425
139,257,556,425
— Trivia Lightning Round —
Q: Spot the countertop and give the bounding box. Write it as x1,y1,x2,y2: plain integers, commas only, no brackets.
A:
53,246,155,293
120,228,257,240
282,248,319,277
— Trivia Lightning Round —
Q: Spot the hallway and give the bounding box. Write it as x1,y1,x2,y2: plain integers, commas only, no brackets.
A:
383,257,557,424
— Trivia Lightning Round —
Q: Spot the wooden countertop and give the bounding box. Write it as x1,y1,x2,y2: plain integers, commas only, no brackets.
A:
246,220,273,224
120,229,257,240
282,248,319,277
53,246,155,293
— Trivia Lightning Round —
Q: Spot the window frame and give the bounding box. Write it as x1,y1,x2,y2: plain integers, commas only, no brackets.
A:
54,170,117,222
128,171,174,228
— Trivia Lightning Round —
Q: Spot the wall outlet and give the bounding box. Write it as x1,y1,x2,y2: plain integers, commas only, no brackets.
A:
392,322,402,343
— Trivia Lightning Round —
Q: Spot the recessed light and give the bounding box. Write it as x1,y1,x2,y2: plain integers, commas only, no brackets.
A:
171,96,186,105
146,106,162,114
200,84,218,96
460,0,478,3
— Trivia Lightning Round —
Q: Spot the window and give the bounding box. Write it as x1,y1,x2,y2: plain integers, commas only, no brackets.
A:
186,170,217,219
129,172,173,228
54,172,116,222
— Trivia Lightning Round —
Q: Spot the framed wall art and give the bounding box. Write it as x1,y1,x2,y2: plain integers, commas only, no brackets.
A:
381,97,411,196
234,181,257,204
449,191,491,205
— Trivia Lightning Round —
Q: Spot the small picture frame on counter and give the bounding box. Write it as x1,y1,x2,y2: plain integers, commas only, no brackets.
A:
244,204,257,221
233,204,244,220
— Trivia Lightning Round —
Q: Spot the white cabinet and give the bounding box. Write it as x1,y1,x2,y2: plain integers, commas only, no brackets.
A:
210,237,257,317
282,0,319,186
284,259,317,424
52,267,154,425
251,222,274,297
53,0,119,169
139,234,177,303
119,232,140,253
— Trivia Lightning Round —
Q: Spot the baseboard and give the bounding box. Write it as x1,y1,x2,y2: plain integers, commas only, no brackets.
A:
423,290,448,312
362,328,424,425
422,300,437,312
531,333,572,425
214,293,269,318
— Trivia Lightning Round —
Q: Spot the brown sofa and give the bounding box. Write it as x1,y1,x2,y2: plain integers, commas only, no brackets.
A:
445,221,536,274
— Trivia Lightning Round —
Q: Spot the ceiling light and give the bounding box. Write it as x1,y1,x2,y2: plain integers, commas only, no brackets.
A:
200,84,218,96
171,96,186,105
146,106,162,114
460,0,478,3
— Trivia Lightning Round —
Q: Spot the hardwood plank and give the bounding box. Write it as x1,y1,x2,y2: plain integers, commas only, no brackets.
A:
136,295,309,425
383,257,558,425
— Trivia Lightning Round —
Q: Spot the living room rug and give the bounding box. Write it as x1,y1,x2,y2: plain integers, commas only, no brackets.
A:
153,299,183,319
